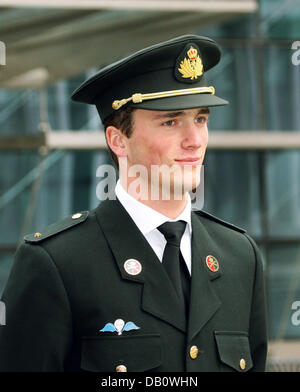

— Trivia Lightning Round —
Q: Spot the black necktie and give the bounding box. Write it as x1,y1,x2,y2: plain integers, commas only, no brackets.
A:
157,221,191,317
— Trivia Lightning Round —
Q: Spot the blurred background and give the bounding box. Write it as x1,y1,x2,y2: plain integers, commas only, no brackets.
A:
0,0,300,371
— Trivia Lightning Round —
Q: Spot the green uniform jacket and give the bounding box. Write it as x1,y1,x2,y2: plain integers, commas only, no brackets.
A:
0,199,267,372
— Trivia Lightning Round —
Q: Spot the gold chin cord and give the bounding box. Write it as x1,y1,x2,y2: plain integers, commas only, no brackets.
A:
112,86,215,110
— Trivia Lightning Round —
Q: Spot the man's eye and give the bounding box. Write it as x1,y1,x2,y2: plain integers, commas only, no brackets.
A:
162,120,175,126
195,116,207,124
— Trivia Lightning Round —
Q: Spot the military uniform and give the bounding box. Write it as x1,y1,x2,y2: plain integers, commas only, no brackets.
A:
0,198,267,372
0,35,267,372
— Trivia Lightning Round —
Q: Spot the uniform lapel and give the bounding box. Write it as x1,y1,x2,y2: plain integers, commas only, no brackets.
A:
95,198,186,333
187,211,222,342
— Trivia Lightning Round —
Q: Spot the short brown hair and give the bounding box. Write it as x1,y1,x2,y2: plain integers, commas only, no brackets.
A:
103,106,136,169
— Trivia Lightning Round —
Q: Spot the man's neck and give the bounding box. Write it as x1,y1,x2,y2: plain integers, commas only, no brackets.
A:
137,197,188,219
120,177,188,219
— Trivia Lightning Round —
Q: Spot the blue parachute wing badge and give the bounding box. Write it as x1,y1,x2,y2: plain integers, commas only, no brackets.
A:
99,322,116,333
123,321,140,332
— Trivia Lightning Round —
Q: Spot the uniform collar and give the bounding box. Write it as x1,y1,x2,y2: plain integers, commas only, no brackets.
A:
115,179,192,235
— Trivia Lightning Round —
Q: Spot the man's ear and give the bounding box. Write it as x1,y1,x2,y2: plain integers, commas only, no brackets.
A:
105,126,127,158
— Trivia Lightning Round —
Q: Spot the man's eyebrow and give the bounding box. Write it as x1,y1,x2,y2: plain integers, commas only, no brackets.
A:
199,107,210,115
152,111,185,120
152,108,210,120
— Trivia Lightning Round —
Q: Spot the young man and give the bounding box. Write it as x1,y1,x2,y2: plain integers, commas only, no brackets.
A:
0,35,267,372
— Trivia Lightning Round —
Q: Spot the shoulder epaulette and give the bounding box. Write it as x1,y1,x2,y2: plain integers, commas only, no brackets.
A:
193,209,246,234
24,211,89,243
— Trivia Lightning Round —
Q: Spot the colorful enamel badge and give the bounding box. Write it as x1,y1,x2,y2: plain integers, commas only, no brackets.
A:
124,259,142,276
99,319,140,335
205,255,219,272
176,45,203,81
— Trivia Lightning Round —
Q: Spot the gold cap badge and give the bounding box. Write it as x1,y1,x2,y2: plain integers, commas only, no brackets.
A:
176,45,203,81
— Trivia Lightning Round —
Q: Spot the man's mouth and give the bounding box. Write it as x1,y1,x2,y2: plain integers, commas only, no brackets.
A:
174,157,201,166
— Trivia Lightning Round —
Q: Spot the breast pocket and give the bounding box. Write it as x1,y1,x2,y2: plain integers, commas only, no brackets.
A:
214,331,253,372
81,334,162,372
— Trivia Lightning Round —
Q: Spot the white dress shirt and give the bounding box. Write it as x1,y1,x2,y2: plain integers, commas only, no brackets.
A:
115,180,192,275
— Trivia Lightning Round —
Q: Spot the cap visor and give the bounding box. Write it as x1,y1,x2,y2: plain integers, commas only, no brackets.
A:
127,93,228,111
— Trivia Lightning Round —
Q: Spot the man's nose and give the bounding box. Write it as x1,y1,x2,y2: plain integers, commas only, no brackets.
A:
181,121,207,149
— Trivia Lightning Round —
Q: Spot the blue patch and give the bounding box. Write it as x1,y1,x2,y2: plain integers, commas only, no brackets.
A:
123,321,140,332
99,323,116,333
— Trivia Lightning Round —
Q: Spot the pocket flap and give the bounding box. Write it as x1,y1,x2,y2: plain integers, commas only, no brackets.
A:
214,331,253,372
81,334,162,372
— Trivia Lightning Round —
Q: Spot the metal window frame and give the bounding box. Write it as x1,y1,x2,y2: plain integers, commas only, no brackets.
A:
1,130,300,151
0,0,258,13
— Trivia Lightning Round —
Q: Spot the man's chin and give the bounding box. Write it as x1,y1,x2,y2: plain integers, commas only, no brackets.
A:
158,175,201,201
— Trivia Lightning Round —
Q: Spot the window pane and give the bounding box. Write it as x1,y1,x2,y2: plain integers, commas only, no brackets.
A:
0,252,14,296
267,244,300,339
204,150,262,237
266,151,300,237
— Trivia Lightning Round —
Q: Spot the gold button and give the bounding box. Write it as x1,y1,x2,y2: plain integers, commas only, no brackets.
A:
72,213,82,220
189,345,199,359
34,232,42,238
116,365,127,372
240,358,246,370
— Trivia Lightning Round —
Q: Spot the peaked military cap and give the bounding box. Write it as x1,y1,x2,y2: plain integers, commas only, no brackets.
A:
71,35,228,122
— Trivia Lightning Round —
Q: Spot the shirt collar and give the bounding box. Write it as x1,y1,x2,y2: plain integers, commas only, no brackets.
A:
115,179,192,236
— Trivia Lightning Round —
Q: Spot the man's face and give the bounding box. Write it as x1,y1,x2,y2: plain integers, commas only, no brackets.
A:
121,107,209,198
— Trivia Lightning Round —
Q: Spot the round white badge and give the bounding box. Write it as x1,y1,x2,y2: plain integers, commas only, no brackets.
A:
124,259,142,276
